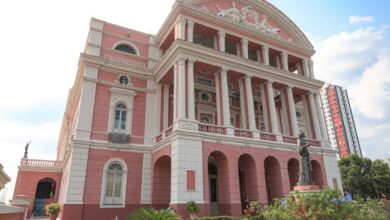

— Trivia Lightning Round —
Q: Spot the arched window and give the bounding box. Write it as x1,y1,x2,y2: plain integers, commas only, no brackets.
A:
115,44,136,54
101,159,127,207
114,103,127,131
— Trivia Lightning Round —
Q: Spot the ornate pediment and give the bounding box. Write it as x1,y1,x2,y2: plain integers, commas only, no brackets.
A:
179,0,314,50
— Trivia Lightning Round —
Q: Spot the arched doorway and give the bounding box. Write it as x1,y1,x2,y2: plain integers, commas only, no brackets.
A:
33,178,56,216
208,151,229,216
311,160,325,188
288,158,300,190
264,157,283,203
238,154,258,208
152,156,171,209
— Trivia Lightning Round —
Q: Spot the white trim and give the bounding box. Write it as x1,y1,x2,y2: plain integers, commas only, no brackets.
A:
112,40,141,56
100,158,128,208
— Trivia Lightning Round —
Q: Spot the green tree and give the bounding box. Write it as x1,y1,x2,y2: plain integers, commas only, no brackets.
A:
372,159,390,197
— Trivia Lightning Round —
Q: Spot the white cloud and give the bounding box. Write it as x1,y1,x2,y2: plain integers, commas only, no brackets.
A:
349,16,375,24
348,53,390,119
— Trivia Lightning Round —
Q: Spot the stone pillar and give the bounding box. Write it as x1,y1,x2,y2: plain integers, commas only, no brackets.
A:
301,93,313,138
215,73,222,125
308,92,322,140
187,20,195,43
296,62,302,75
302,60,310,78
286,86,299,136
238,79,247,129
241,39,249,59
266,81,280,135
187,59,195,120
174,59,186,121
309,60,315,78
175,17,186,40
154,84,162,134
261,46,269,65
245,75,256,131
221,68,232,127
218,31,226,52
260,84,269,132
281,51,289,72
280,89,289,135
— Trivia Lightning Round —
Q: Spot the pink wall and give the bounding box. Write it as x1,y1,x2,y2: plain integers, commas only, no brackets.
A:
13,171,62,218
0,212,24,220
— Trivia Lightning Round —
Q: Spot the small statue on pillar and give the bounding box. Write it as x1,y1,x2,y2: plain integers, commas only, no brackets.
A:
298,131,313,185
23,140,31,159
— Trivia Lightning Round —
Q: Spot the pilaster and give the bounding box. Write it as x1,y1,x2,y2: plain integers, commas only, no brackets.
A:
218,31,226,52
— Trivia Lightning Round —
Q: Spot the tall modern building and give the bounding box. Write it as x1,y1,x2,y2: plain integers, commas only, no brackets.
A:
320,84,362,158
12,1,343,219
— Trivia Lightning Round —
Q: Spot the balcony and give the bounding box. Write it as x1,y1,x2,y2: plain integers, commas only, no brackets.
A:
20,159,62,171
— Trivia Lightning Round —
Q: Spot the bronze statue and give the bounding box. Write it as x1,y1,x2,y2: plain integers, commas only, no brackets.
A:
298,131,313,185
23,140,30,159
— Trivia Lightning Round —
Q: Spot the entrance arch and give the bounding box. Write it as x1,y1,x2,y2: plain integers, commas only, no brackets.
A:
288,158,300,190
208,151,229,216
152,156,171,209
33,178,56,216
264,156,283,202
238,154,258,203
311,160,325,188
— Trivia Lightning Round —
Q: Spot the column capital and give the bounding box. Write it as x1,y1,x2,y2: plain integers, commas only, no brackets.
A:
261,45,269,51
187,58,196,65
241,38,249,45
265,80,274,87
218,31,226,38
220,66,229,74
244,74,253,80
177,57,186,64
281,51,288,57
187,20,195,28
286,84,294,90
178,17,187,25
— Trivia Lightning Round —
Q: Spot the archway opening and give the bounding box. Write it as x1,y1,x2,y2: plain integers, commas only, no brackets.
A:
33,178,56,216
208,151,229,216
238,154,258,209
264,156,283,203
152,156,171,209
288,158,300,190
311,160,325,188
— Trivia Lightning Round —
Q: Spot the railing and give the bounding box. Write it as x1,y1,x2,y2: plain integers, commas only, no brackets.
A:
198,123,226,135
305,139,321,147
20,159,62,168
104,55,146,68
165,126,173,137
155,133,163,143
260,132,277,142
283,136,298,144
234,129,253,138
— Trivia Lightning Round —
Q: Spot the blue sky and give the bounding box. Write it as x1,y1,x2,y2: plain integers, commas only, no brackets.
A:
0,0,389,202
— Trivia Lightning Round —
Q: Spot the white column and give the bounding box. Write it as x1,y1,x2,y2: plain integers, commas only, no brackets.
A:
309,60,315,78
187,20,195,43
286,86,299,136
154,84,162,134
245,76,257,133
266,81,280,134
309,92,322,140
241,39,249,59
218,31,226,52
175,18,186,40
302,60,310,78
163,84,170,129
215,73,222,125
315,93,328,140
261,46,269,65
238,79,247,129
301,93,313,138
260,84,269,132
280,89,289,135
296,62,302,75
188,59,195,120
174,59,186,121
281,51,289,71
221,67,232,127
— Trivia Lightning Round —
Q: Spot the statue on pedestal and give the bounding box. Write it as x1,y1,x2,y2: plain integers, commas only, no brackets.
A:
298,131,313,185
23,140,31,159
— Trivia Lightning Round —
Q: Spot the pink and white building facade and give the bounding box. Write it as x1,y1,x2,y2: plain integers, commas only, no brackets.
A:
13,0,343,219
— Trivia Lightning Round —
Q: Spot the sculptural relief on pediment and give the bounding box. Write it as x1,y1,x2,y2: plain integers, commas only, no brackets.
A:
193,1,293,41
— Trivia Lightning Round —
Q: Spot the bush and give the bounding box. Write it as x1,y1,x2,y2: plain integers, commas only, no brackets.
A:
127,208,180,220
45,203,60,215
186,200,199,213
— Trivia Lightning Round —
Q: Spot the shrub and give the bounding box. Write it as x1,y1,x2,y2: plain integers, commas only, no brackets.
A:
127,208,180,220
186,200,199,213
45,203,60,215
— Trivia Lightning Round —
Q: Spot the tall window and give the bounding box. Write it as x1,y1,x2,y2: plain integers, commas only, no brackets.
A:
101,159,127,207
114,103,127,131
115,44,136,54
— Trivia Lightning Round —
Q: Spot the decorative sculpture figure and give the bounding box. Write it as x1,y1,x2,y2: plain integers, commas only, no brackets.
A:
216,1,243,23
23,140,31,159
298,131,313,185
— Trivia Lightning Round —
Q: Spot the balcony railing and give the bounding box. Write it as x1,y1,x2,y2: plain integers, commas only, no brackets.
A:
199,123,226,135
305,139,321,147
165,126,173,137
234,129,253,138
20,159,62,168
260,132,277,142
283,136,298,144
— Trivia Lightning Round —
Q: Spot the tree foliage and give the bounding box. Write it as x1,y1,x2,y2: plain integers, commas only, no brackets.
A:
338,154,390,199
127,208,180,220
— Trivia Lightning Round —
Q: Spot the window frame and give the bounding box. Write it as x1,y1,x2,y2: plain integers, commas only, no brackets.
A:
100,158,128,208
112,41,140,56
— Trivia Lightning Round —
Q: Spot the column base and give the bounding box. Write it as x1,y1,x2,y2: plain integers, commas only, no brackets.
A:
225,126,234,135
173,119,199,131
